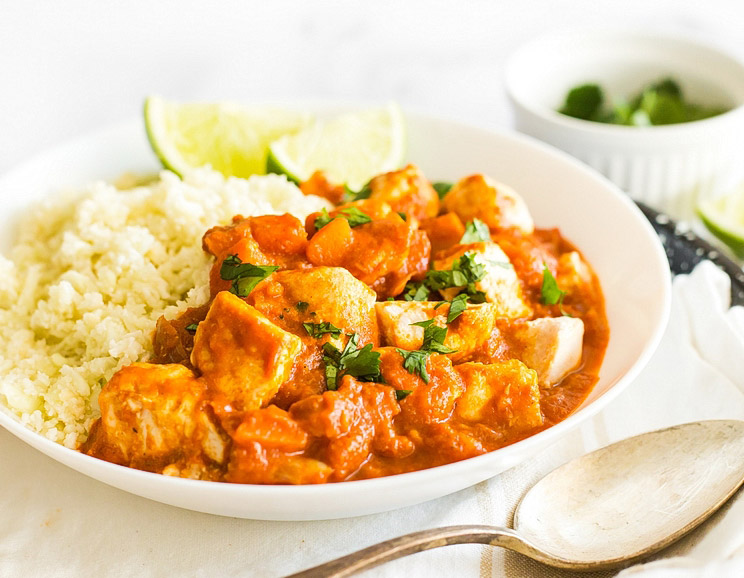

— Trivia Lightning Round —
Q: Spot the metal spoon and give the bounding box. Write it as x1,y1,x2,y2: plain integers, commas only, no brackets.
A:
287,420,744,577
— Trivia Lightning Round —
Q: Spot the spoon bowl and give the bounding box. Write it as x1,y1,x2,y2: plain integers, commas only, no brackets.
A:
288,420,744,576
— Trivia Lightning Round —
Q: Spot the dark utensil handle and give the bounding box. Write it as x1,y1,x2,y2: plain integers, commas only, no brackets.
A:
636,201,744,307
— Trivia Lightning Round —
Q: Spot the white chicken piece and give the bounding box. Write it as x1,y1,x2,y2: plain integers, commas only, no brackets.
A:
443,174,534,234
191,291,303,410
454,359,543,432
85,362,228,475
247,266,380,345
432,241,531,319
375,300,499,362
512,316,585,387
366,164,440,221
557,251,593,295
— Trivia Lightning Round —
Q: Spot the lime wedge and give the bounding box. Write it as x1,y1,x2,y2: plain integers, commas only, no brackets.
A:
698,187,744,258
144,96,314,178
267,103,405,190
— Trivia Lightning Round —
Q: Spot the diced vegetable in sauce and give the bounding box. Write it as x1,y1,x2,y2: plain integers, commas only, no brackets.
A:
82,164,609,484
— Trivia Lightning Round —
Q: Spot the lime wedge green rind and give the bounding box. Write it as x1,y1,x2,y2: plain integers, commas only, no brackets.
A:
697,192,744,259
144,96,314,179
267,103,406,190
266,149,298,184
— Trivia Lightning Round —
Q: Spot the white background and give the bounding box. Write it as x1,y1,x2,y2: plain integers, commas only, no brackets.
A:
2,0,744,176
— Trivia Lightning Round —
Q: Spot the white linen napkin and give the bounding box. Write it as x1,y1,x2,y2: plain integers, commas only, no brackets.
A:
1,260,743,578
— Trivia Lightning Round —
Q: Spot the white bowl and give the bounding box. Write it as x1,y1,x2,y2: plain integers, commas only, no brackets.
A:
0,108,671,520
505,30,744,221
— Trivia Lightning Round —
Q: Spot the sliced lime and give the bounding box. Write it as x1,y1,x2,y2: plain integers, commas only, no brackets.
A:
144,96,314,178
267,103,405,190
698,187,744,258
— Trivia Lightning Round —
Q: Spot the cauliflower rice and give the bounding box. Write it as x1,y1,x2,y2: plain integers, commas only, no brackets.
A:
0,169,329,448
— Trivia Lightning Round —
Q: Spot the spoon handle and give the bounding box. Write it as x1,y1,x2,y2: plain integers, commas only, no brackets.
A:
284,524,550,577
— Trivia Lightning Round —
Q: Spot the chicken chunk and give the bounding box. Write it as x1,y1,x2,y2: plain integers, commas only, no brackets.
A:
191,291,303,410
432,241,531,319
375,301,499,362
305,206,422,298
367,164,440,221
203,213,310,296
225,405,333,485
378,347,466,425
247,266,379,345
289,376,413,481
512,316,584,387
454,360,543,433
420,212,467,254
82,363,228,475
443,174,534,234
557,251,593,296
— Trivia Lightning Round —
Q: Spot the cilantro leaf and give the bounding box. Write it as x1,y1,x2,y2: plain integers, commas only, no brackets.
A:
321,333,381,390
343,182,372,202
425,252,486,292
559,83,604,121
219,255,278,297
560,77,728,126
460,218,491,243
340,344,381,380
395,389,413,401
303,321,343,339
314,206,372,231
185,323,199,334
402,281,430,302
432,181,453,200
396,348,431,383
313,208,334,230
412,319,457,354
339,207,372,227
446,293,469,323
540,264,566,305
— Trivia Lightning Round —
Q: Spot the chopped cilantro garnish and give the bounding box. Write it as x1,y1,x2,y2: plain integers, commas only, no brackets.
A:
185,323,199,334
395,389,413,401
432,181,453,200
397,211,408,221
219,255,278,297
540,264,566,305
303,321,343,339
343,182,372,202
313,208,334,230
412,319,457,354
446,293,469,323
559,83,604,121
314,206,373,231
402,281,430,302
460,218,491,243
295,301,309,313
321,333,381,390
559,78,728,126
425,252,486,292
396,348,431,383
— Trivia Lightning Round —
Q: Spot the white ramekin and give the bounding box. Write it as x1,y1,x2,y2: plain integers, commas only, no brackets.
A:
505,30,744,220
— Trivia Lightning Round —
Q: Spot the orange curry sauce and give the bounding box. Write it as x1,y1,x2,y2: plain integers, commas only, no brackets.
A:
82,165,609,484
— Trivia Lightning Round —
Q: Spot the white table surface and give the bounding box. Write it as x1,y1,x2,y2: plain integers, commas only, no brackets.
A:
3,1,744,576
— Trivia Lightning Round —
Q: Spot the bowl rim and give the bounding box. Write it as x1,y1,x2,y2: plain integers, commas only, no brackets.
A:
504,28,744,138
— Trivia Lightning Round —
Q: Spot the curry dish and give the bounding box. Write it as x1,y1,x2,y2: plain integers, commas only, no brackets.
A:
81,165,609,484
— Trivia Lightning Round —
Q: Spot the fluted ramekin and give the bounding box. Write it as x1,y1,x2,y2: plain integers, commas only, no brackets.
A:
505,30,744,220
